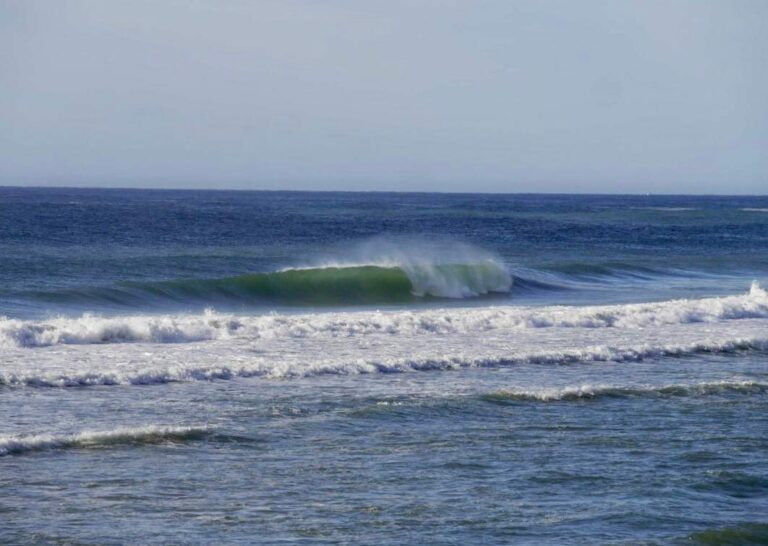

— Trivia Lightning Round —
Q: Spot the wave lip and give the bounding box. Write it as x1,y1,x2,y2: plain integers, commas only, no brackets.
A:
0,425,210,456
485,379,768,403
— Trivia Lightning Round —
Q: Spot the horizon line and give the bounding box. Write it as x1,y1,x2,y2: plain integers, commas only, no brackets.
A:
1,183,766,198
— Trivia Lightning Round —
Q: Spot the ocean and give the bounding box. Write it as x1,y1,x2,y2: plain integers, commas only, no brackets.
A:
1,187,767,545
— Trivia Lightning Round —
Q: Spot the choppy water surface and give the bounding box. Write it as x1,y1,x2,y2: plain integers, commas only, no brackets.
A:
1,188,768,545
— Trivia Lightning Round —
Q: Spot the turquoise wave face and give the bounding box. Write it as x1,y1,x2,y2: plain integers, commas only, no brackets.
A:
139,266,418,305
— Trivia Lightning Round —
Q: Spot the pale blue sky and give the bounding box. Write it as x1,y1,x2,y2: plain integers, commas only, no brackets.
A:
1,0,766,193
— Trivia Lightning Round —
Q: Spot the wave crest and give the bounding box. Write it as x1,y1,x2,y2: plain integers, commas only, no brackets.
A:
0,425,209,456
485,380,768,402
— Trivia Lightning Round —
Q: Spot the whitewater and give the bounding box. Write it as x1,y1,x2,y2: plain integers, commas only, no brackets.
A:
1,283,767,387
2,281,766,349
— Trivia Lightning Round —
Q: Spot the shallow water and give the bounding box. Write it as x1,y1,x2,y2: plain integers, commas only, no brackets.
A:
1,189,767,544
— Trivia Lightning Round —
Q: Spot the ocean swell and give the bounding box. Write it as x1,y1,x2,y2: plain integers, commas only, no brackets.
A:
28,262,512,308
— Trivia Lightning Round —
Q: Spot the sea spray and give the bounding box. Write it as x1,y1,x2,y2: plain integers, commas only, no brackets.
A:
298,237,513,297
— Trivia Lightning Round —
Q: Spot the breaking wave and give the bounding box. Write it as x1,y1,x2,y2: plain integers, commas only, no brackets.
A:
0,425,210,456
3,282,766,348
29,262,512,308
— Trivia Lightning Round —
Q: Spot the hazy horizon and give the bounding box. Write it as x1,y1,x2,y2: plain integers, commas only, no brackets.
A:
3,184,768,197
2,1,766,194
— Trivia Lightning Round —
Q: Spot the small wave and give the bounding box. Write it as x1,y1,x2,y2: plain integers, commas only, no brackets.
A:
484,380,768,402
0,425,209,456
741,208,768,212
3,282,766,348
693,470,768,499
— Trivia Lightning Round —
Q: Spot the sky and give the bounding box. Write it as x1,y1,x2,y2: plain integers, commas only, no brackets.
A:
1,0,766,194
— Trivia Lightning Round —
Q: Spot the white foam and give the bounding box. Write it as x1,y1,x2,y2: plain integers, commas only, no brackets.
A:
2,283,766,348
1,328,767,387
2,284,768,389
0,310,242,348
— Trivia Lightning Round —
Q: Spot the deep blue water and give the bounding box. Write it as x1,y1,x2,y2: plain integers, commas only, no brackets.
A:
2,188,768,314
1,188,767,545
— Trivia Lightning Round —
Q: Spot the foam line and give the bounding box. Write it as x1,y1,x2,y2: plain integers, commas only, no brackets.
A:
485,380,768,402
2,336,767,387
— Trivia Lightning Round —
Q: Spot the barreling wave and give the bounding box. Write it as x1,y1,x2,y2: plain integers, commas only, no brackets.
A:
0,425,209,456
3,282,766,348
29,262,512,308
484,380,768,403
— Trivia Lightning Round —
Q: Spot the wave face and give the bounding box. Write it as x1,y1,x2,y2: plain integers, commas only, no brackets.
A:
0,425,209,456
29,262,512,308
3,282,765,349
